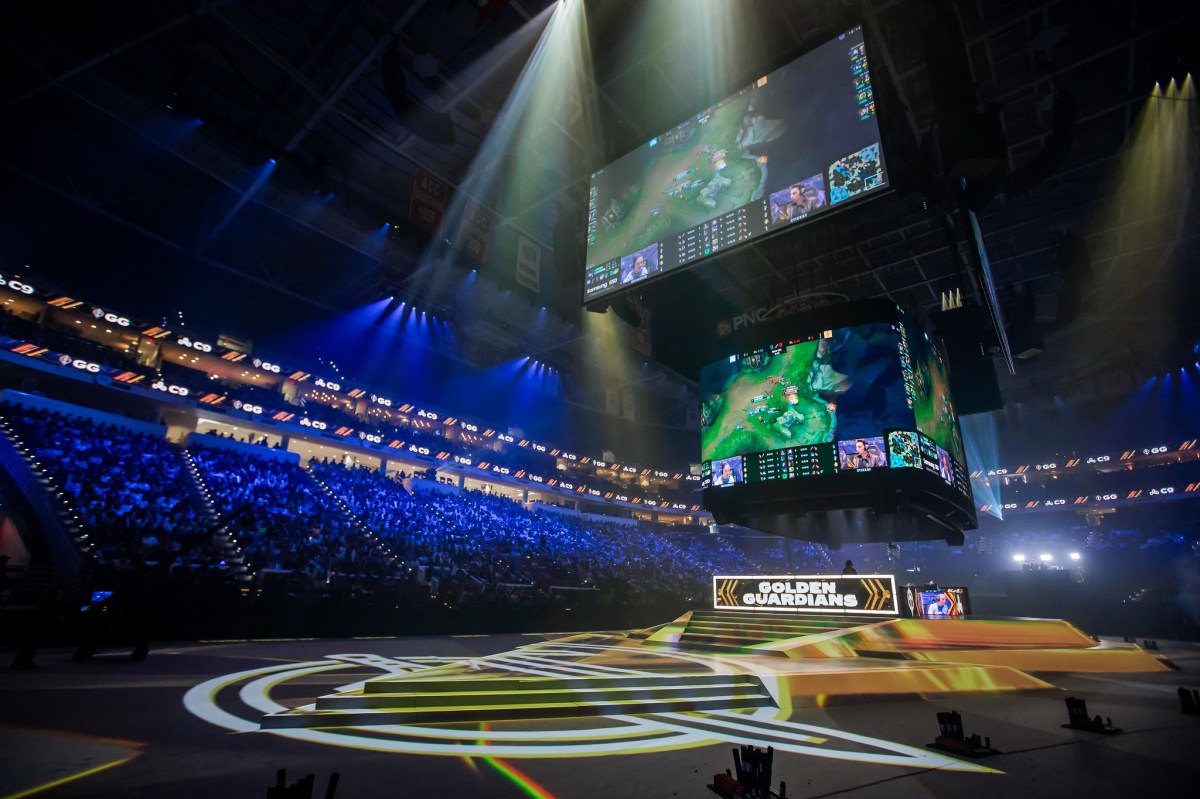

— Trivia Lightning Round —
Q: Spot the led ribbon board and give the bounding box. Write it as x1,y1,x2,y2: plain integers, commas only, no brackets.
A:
713,574,898,615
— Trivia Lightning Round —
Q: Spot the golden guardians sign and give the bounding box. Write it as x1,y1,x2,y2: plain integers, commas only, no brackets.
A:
712,574,898,615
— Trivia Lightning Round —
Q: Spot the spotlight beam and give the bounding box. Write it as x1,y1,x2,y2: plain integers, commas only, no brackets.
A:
0,163,342,314
210,7,552,250
448,0,595,230
498,0,689,223
197,158,276,253
511,0,652,128
20,74,421,285
390,5,557,162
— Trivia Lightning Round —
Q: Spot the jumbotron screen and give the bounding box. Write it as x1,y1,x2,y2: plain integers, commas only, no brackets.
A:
583,26,887,303
698,310,970,500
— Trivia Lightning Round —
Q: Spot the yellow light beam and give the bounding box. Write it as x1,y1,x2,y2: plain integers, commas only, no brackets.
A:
2,753,139,799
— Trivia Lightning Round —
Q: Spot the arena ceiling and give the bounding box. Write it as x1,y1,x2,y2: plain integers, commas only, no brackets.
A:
1,0,1197,431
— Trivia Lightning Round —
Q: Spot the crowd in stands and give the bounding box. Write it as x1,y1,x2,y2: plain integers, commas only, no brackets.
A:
667,529,763,576
308,460,706,606
188,447,387,587
0,399,728,610
4,393,1197,629
0,304,694,507
748,536,832,573
10,297,1200,519
0,403,216,569
194,428,283,449
0,405,733,608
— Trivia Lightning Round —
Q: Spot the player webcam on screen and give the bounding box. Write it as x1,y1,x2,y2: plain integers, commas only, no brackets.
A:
619,243,660,285
712,455,744,487
769,174,827,225
937,447,954,484
838,437,886,471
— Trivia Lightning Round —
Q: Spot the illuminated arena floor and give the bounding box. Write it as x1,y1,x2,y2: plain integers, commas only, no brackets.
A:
2,612,1199,799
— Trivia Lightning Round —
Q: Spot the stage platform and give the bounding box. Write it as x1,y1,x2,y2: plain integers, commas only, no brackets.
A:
1,613,1197,798
259,610,1172,731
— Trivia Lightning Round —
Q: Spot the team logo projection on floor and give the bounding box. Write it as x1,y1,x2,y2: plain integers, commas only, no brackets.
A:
182,642,992,771
183,611,1170,771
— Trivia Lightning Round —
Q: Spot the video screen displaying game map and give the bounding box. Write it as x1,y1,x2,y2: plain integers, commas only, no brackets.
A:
700,323,911,464
585,27,886,302
588,90,768,268
908,330,966,466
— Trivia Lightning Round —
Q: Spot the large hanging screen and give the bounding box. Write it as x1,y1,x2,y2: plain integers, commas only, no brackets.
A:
583,26,887,304
698,306,971,500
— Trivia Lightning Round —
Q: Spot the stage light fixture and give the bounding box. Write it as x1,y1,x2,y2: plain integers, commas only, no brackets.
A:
1039,553,1053,562
1012,554,1025,562
1069,552,1081,561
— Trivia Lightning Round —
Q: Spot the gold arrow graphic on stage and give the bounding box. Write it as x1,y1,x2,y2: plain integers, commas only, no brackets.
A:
862,579,877,610
716,580,738,607
861,578,892,611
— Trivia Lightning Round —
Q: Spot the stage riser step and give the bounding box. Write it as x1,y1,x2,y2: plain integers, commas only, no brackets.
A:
637,640,789,657
681,626,838,639
685,616,863,628
676,634,810,647
691,611,875,624
679,632,851,643
320,682,761,710
363,673,727,694
262,694,775,730
686,621,867,632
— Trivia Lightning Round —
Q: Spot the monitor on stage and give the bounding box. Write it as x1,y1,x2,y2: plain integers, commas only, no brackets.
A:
904,586,972,619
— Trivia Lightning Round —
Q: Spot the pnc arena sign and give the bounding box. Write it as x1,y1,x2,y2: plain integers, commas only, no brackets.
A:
713,574,898,615
715,293,848,337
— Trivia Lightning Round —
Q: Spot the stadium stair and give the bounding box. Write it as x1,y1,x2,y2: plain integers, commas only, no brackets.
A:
0,418,83,574
179,448,247,574
178,449,222,528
